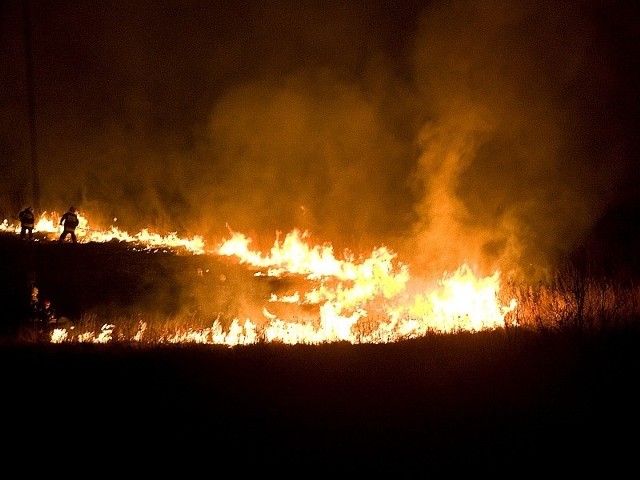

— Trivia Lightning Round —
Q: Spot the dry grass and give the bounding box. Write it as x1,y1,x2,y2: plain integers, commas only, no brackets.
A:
1,233,639,472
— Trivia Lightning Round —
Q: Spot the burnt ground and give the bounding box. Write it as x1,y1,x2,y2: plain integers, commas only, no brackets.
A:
1,233,639,474
0,231,282,333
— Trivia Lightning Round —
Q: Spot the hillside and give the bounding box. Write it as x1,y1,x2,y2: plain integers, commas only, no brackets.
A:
1,233,639,472
0,232,277,337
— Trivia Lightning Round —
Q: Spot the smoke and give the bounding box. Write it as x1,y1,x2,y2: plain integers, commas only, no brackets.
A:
402,0,639,281
195,70,415,249
1,0,638,283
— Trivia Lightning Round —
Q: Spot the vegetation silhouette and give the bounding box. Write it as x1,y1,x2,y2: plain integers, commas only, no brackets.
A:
1,224,639,472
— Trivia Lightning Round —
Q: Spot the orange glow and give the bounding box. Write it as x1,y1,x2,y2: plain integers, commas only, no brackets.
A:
1,211,206,254
2,212,517,345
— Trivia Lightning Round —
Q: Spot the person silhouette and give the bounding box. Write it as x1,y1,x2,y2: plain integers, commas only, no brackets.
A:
59,206,79,243
18,206,35,240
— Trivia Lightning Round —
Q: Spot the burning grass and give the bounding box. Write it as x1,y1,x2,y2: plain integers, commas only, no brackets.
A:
2,213,639,472
3,320,639,473
3,209,640,346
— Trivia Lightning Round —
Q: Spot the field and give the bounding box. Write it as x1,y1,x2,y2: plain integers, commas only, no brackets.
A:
1,233,639,473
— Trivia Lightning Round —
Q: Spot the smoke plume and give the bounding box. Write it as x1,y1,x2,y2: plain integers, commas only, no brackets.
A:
1,0,638,283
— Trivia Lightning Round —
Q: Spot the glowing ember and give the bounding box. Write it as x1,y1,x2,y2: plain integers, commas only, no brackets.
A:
2,212,517,345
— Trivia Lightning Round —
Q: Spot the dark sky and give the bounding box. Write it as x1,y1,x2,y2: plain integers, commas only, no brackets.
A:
2,0,639,281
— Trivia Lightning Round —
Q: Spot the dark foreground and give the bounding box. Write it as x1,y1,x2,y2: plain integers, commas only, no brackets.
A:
2,329,639,474
1,234,639,473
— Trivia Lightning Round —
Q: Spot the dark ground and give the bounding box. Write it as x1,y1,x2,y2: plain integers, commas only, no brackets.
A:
2,331,639,474
1,234,639,473
0,232,268,329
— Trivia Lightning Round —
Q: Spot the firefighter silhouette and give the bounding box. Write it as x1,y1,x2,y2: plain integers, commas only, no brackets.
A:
19,206,35,240
41,299,57,325
59,206,79,243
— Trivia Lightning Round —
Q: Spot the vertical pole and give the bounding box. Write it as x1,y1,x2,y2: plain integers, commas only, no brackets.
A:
22,0,40,211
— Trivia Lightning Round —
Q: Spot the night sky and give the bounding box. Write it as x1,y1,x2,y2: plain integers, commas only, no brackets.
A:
2,0,639,282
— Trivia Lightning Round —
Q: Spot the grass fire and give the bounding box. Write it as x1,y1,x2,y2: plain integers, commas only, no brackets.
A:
3,208,640,346
2,0,639,472
2,209,522,345
1,208,639,472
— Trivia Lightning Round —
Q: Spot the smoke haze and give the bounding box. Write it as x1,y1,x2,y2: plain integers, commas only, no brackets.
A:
2,0,638,281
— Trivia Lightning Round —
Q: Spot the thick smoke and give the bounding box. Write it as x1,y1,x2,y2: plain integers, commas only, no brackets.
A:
1,0,638,283
403,1,640,281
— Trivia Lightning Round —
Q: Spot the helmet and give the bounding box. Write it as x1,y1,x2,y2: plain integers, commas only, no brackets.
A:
69,206,76,212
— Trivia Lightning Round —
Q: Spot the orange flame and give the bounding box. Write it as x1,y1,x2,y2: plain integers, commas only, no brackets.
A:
2,212,517,345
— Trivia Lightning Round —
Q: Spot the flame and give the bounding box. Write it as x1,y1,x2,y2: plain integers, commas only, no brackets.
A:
2,212,517,345
1,211,206,254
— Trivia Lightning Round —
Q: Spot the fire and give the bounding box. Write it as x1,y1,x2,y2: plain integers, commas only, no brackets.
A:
1,211,206,254
2,211,517,345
